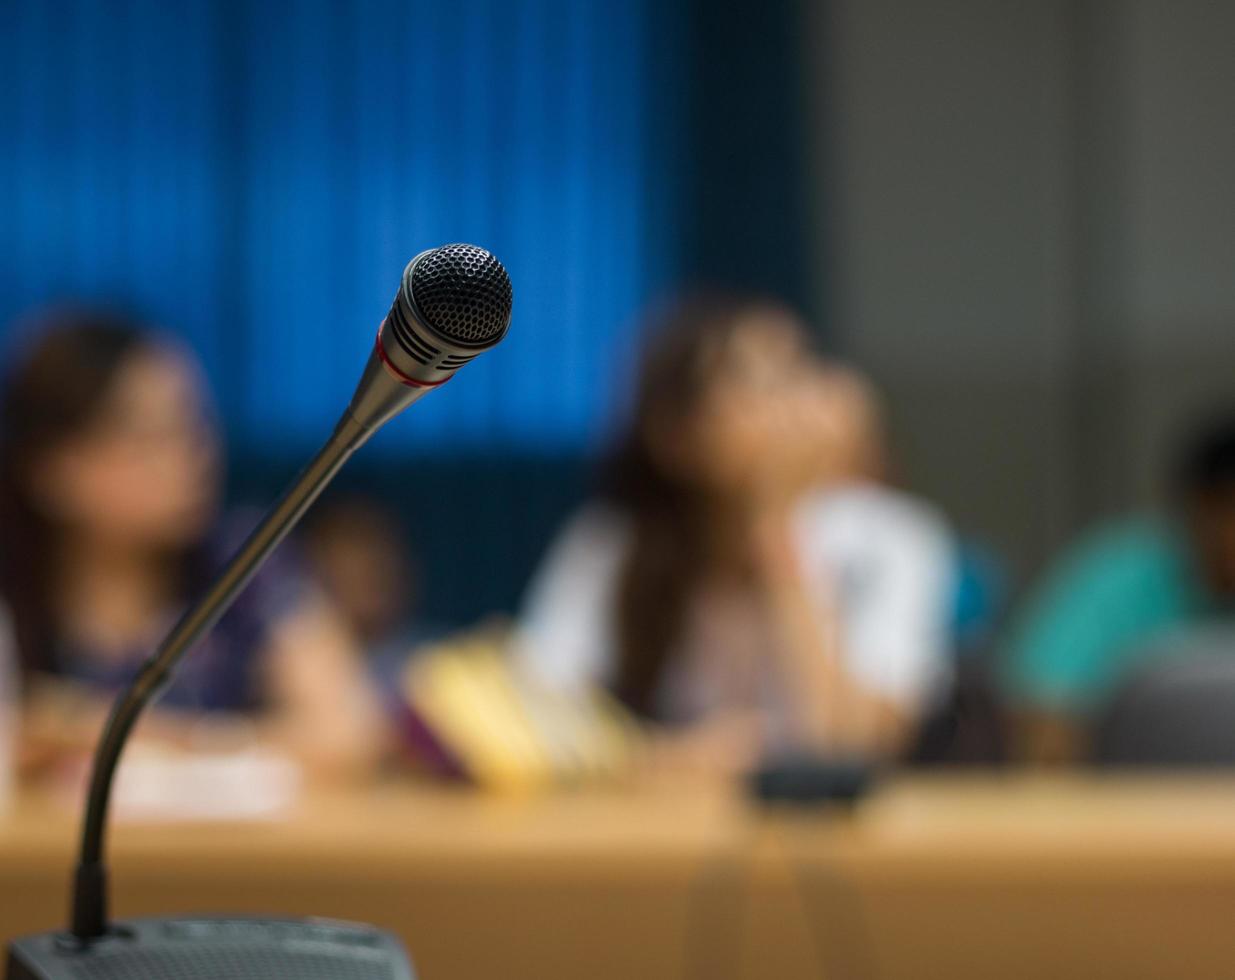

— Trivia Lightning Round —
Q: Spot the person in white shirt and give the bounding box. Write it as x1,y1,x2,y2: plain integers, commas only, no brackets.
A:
516,295,954,774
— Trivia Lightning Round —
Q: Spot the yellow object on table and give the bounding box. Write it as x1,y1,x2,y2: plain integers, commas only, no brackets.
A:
402,630,638,790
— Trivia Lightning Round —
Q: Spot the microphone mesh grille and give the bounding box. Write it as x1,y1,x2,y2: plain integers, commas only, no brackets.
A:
410,244,512,346
61,947,398,980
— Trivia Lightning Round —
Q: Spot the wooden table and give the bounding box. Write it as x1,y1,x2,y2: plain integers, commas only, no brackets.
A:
0,781,751,980
4,775,1235,979
761,775,1235,980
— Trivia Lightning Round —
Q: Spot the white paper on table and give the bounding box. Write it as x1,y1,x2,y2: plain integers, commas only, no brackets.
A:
111,748,302,822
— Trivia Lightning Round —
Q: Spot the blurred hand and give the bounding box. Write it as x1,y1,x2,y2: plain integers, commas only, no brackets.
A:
706,359,883,517
804,362,885,485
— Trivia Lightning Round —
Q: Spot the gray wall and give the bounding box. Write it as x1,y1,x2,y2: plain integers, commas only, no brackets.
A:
807,0,1235,590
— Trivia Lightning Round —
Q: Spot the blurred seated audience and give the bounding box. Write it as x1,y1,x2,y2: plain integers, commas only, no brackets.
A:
1002,413,1235,764
303,493,451,741
0,309,384,785
514,295,955,777
303,494,437,660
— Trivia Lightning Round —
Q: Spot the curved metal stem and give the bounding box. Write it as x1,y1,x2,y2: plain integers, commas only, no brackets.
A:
71,411,371,939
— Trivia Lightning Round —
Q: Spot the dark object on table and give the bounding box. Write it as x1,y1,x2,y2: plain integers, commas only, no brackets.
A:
1092,637,1235,768
749,754,877,806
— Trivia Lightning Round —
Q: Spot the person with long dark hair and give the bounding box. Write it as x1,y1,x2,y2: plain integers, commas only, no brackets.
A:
516,296,954,773
0,309,383,782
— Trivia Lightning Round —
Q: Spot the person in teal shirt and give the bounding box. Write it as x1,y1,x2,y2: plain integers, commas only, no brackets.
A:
1003,416,1235,761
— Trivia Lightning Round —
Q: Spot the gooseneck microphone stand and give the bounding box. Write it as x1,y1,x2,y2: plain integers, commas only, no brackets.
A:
6,243,511,980
70,411,372,941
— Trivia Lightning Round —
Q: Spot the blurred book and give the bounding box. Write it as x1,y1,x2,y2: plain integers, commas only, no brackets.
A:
396,627,637,792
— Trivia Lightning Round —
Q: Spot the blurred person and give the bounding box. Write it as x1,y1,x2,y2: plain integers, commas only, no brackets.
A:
302,494,448,722
303,495,421,658
0,309,384,783
515,295,955,776
1003,413,1235,763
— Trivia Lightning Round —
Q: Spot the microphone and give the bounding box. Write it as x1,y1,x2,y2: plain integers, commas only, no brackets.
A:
5,243,512,980
349,243,513,429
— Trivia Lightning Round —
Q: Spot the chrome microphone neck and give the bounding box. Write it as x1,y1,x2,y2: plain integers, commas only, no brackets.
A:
346,243,513,434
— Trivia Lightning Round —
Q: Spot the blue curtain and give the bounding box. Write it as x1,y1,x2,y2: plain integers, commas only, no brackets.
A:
0,0,680,454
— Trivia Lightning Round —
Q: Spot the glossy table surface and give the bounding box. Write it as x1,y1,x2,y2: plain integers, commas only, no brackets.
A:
4,773,1235,979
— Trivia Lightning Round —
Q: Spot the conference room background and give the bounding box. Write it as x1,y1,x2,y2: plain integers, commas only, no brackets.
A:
5,4,1235,976
0,0,811,623
2,0,1234,627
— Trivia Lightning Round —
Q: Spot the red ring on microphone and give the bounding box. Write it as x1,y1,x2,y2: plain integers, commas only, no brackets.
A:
374,327,451,388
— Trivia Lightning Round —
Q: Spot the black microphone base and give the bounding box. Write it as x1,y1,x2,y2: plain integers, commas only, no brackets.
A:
6,916,414,980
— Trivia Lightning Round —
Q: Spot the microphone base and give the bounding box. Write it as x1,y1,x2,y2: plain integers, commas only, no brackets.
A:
6,916,414,979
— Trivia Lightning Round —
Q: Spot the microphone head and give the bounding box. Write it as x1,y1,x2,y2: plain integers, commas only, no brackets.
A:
377,244,512,389
350,243,512,432
409,243,513,348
